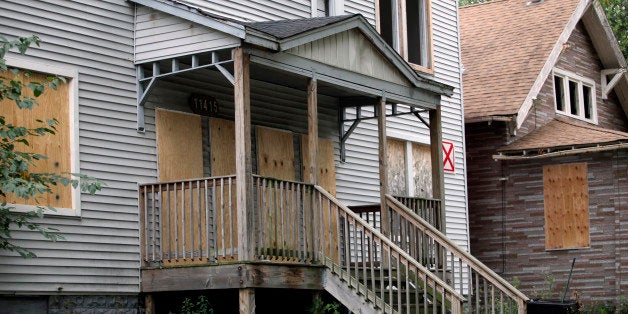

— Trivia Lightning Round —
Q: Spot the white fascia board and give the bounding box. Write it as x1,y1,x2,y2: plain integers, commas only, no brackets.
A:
515,0,591,129
130,0,246,39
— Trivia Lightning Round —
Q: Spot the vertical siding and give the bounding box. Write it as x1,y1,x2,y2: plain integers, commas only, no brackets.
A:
0,0,143,294
177,0,312,22
336,0,469,249
134,5,240,63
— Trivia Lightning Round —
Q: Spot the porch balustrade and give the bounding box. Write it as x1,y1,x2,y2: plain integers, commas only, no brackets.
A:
139,175,466,313
385,195,528,314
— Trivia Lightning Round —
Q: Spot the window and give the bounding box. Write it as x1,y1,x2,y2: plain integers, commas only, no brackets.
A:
543,163,590,250
377,0,433,72
1,58,79,216
386,138,432,198
553,69,596,123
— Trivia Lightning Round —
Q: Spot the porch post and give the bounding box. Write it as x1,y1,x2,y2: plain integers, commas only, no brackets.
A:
306,77,318,184
429,106,446,232
234,47,253,259
239,288,255,314
378,96,390,237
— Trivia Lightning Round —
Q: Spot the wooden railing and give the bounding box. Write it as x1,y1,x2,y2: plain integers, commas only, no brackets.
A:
385,195,529,314
139,176,238,265
314,187,465,313
394,196,442,231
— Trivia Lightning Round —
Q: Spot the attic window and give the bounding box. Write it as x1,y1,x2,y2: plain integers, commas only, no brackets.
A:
377,0,433,73
553,69,597,123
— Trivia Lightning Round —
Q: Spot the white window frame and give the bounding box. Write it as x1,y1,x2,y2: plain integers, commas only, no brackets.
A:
376,0,434,73
553,68,597,124
4,56,81,217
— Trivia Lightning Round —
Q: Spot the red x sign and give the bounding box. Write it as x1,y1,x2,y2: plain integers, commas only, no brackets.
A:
442,141,455,173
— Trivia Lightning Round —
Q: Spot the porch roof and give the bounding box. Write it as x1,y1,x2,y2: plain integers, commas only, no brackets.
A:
495,117,628,159
129,0,453,101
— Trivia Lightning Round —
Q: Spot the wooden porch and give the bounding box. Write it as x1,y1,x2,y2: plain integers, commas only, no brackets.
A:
139,175,527,313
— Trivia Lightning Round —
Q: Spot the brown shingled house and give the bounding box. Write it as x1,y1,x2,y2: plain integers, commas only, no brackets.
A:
460,0,628,307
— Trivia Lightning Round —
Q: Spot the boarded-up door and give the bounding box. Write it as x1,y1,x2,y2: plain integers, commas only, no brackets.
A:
256,127,297,260
209,118,237,260
257,127,295,180
301,136,338,261
301,136,337,195
156,109,205,265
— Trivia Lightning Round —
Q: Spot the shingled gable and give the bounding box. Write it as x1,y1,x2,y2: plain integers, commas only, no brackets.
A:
460,0,628,127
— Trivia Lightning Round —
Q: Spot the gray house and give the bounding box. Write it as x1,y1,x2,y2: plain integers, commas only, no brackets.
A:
0,0,513,313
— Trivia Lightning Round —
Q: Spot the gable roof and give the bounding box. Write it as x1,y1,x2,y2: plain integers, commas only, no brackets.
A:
460,0,628,126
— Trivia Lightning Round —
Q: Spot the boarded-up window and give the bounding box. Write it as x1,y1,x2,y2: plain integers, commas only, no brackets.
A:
386,139,432,198
543,163,590,250
2,71,72,208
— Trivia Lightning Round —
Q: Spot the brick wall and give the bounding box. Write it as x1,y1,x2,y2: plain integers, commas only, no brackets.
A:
465,21,628,304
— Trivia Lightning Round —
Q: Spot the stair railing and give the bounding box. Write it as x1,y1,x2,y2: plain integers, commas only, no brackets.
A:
385,195,529,314
315,186,465,313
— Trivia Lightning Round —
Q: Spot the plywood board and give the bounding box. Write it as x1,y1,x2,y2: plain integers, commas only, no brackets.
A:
412,143,432,198
210,118,236,176
386,139,406,196
3,71,71,208
156,109,205,265
256,127,295,181
543,163,589,250
301,135,336,195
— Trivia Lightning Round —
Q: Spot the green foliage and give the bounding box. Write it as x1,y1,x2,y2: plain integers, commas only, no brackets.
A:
531,272,556,299
179,296,213,314
0,35,103,258
600,0,628,60
580,296,628,314
308,295,341,314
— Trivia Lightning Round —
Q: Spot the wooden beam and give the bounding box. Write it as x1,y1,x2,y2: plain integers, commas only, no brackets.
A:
307,77,318,184
141,263,325,292
378,96,390,237
234,47,253,260
240,288,255,314
429,107,445,231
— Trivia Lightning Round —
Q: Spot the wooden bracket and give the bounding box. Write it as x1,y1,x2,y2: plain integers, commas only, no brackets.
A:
601,68,626,99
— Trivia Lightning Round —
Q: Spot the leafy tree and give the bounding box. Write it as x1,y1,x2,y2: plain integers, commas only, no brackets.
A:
0,35,102,258
601,0,628,60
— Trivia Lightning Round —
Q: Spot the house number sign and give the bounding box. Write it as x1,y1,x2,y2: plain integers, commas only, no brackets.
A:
189,94,219,116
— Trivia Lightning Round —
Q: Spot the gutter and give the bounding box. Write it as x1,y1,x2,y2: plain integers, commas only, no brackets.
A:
493,143,628,160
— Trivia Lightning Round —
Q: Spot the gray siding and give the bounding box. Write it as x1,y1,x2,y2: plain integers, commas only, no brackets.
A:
335,0,469,249
177,0,312,22
134,5,241,63
344,0,376,25
0,0,144,294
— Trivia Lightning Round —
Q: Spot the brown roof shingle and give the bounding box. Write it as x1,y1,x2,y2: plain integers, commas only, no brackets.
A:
498,117,628,152
460,0,580,121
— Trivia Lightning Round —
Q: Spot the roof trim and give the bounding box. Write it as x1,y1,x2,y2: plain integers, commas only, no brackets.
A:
493,142,628,160
128,0,246,39
514,0,590,129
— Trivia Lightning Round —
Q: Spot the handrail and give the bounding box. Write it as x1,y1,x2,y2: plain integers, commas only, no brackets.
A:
315,186,465,313
386,194,529,313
